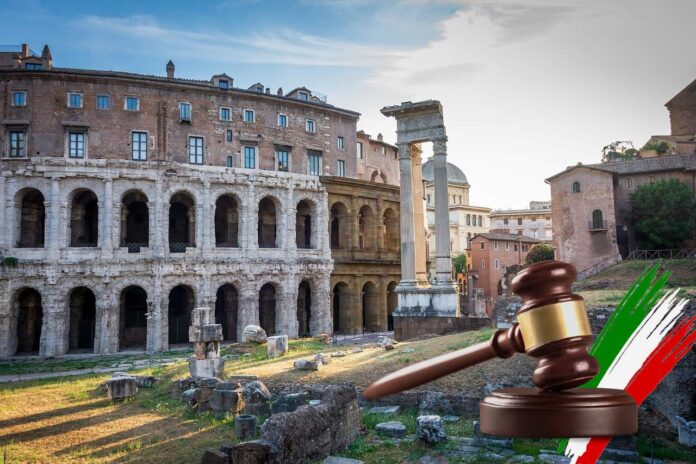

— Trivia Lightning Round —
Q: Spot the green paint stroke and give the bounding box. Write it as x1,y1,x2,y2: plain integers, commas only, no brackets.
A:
559,261,670,453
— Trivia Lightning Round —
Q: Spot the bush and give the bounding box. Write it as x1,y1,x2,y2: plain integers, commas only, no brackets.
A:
452,253,467,275
525,244,555,265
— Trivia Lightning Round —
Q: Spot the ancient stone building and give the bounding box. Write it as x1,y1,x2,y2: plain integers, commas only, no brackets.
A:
422,159,491,260
666,77,696,137
356,130,399,186
0,43,399,356
490,201,553,241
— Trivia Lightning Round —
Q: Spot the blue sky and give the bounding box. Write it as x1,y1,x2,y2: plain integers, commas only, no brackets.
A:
2,0,696,208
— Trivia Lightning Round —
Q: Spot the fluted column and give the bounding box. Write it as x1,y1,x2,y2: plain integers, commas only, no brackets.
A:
398,143,416,284
433,137,453,283
411,144,428,283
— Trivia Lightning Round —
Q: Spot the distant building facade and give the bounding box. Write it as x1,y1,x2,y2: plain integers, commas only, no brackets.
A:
468,232,540,315
421,157,491,263
356,130,399,186
490,201,553,241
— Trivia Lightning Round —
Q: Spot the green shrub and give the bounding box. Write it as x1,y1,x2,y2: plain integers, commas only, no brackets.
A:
524,243,555,265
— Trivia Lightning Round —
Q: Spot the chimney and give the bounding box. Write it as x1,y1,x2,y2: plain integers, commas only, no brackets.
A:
41,44,52,69
265,88,270,94
277,87,283,96
21,43,29,57
377,133,384,142
166,60,175,79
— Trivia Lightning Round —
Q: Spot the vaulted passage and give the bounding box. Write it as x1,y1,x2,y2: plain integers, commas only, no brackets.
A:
215,284,239,342
329,202,350,250
297,280,312,337
15,288,42,355
69,287,96,352
362,281,379,331
332,282,350,334
169,285,194,344
258,197,277,248
169,192,195,252
121,190,149,250
259,283,276,335
70,189,99,247
215,194,239,247
387,281,398,332
295,200,313,249
17,189,45,248
120,286,147,349
359,205,376,250
383,208,399,252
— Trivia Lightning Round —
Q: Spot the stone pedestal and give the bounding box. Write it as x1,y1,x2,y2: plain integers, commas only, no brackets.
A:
188,306,225,379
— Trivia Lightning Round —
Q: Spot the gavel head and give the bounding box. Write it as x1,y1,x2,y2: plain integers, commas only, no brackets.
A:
511,260,598,391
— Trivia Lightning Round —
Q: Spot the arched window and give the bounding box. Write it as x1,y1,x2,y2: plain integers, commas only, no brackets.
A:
258,197,277,248
121,191,149,250
16,188,45,248
169,192,196,252
215,194,239,247
69,189,99,247
572,181,581,193
592,209,604,229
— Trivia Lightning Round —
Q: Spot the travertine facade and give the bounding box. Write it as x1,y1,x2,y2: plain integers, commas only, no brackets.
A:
0,43,399,357
490,201,553,241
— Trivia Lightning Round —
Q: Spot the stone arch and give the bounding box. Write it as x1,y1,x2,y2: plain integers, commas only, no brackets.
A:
362,281,379,331
258,196,278,248
382,207,399,252
169,191,196,252
215,194,239,248
380,173,388,184
121,190,149,249
15,188,46,248
169,285,195,344
332,282,350,334
215,283,239,342
297,280,312,337
359,205,376,250
13,287,43,355
387,281,398,332
370,170,380,182
119,286,148,349
68,286,96,352
259,282,277,335
330,201,350,250
69,188,99,247
296,199,316,249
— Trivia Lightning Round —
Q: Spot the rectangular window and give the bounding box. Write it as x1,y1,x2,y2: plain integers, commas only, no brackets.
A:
132,131,148,161
276,149,289,171
244,146,256,169
299,91,309,101
337,160,345,177
96,95,109,110
308,151,321,176
220,107,231,121
495,259,499,269
503,218,508,225
381,146,386,155
219,79,229,89
189,136,204,164
180,102,191,121
306,119,315,133
68,132,85,159
25,63,41,70
505,242,510,251
9,131,25,157
68,92,83,108
11,91,26,107
278,114,287,127
494,241,498,250
357,141,363,159
337,136,345,150
226,156,233,167
517,218,523,225
226,129,233,142
244,109,255,123
481,259,486,269
125,96,140,111
478,215,483,226
466,214,471,226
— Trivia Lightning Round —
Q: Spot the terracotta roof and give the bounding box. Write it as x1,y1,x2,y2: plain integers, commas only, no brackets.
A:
472,232,541,243
546,154,696,182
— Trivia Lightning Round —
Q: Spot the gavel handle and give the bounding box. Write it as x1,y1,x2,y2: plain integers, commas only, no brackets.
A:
362,324,525,399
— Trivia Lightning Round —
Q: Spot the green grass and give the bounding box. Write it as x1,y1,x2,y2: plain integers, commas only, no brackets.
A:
638,437,696,462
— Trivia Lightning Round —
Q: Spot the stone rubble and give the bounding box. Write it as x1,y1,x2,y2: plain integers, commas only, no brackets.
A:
105,375,138,400
188,307,225,379
266,335,288,358
270,392,308,414
375,421,407,438
293,358,321,371
242,380,272,416
243,325,268,344
416,415,446,444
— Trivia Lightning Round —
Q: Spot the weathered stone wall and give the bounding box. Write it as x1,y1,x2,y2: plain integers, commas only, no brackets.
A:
0,159,332,357
393,315,492,341
356,131,400,186
667,83,696,136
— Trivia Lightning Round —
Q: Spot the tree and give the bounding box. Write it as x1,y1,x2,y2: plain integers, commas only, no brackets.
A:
602,141,637,163
525,243,555,265
452,253,467,275
630,179,696,249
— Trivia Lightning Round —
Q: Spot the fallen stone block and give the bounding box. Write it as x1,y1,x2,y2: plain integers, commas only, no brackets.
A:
416,415,446,444
315,333,331,344
243,380,272,403
271,392,308,414
231,439,277,464
188,356,225,379
315,352,331,365
384,344,395,351
267,335,289,358
218,442,235,461
189,325,223,343
201,448,229,464
198,377,221,388
243,325,268,344
210,388,245,415
369,405,400,415
375,421,407,438
106,376,138,400
330,351,347,357
235,414,257,440
294,358,321,371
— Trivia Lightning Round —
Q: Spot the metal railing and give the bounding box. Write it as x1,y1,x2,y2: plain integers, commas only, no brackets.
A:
588,220,608,232
125,242,148,253
626,249,696,260
169,243,187,253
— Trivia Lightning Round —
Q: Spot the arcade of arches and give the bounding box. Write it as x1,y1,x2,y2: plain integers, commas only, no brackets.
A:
331,277,399,334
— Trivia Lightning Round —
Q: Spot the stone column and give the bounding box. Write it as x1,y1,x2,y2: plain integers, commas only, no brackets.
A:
397,143,416,284
154,178,165,257
201,181,212,254
433,137,453,283
237,287,257,341
246,184,257,253
0,175,6,251
96,291,119,354
48,177,61,260
350,196,360,251
40,289,67,357
101,178,113,259
287,187,297,253
4,177,14,250
147,281,164,353
411,144,428,283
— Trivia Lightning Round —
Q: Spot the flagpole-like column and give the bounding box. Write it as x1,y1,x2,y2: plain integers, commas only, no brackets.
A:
433,137,453,283
397,142,417,285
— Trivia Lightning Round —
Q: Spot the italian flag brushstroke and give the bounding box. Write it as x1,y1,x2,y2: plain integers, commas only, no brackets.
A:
561,263,696,463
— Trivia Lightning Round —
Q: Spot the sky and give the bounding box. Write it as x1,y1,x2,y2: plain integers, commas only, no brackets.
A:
1,0,695,209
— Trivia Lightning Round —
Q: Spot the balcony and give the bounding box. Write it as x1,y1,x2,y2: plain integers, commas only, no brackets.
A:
588,220,608,232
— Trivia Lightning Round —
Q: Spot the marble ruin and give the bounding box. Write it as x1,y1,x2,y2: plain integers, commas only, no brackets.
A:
188,306,225,379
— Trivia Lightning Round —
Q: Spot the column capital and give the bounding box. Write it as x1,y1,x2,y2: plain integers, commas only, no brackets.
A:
432,137,448,155
397,142,412,160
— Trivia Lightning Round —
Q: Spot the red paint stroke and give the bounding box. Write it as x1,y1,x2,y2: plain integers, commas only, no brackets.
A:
576,315,696,464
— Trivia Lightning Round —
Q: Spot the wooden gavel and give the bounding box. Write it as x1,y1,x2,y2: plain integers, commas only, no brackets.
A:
363,261,599,399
